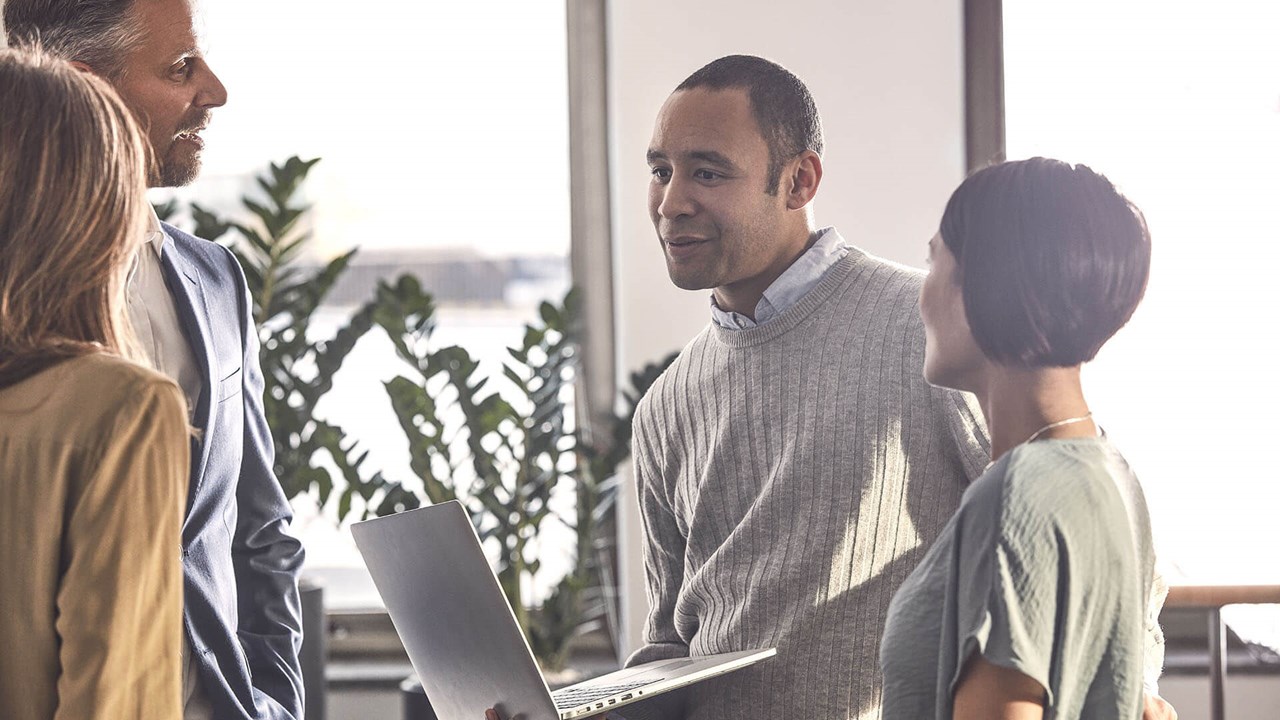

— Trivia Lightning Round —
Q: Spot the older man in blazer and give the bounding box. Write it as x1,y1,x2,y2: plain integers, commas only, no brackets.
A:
4,1,306,718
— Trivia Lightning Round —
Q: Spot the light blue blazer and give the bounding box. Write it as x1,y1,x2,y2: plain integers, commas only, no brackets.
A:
160,222,305,720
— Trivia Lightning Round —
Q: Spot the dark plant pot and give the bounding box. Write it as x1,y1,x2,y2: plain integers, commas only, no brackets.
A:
401,677,439,720
300,576,327,720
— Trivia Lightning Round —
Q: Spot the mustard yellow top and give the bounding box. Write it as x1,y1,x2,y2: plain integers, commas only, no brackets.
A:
0,353,189,720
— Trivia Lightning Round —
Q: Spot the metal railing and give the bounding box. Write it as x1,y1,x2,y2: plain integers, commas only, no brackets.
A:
1165,584,1280,720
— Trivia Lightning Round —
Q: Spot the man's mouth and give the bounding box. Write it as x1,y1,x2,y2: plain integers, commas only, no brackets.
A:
175,128,206,147
664,236,710,248
663,235,712,260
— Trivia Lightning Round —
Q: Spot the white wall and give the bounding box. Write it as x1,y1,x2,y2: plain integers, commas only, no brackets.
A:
605,0,969,658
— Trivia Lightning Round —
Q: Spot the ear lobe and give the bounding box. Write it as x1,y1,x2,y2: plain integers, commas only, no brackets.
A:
786,151,823,210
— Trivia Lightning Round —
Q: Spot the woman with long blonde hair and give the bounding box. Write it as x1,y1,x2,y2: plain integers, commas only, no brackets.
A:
0,48,188,720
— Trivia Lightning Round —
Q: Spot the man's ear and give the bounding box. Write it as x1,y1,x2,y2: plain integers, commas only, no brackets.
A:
785,151,823,211
68,60,96,74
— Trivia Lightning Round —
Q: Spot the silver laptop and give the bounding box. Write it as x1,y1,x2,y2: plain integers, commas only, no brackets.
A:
351,501,774,720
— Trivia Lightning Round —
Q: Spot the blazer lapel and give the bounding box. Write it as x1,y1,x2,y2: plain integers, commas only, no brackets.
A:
159,239,218,510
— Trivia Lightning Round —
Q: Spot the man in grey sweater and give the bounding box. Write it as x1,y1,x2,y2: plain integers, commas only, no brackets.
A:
490,54,1171,720
625,54,990,720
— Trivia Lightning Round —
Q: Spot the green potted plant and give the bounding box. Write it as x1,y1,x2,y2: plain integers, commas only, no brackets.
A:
166,157,675,675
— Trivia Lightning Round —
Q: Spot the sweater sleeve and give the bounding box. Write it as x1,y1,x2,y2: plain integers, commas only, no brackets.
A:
941,386,990,483
625,406,692,668
908,301,990,484
618,408,690,720
54,378,190,720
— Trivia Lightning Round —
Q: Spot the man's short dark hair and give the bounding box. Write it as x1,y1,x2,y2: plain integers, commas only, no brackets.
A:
676,54,824,195
4,0,143,79
939,157,1151,367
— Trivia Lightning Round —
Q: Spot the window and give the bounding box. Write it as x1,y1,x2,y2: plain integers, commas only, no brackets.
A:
154,0,575,599
1004,0,1280,645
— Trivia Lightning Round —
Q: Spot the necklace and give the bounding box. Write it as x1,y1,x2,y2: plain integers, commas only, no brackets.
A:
1023,412,1094,445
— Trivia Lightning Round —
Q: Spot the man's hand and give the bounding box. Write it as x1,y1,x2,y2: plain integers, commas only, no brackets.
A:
1142,693,1178,720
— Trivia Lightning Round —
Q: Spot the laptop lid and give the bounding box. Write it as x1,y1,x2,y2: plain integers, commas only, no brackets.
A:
352,501,560,720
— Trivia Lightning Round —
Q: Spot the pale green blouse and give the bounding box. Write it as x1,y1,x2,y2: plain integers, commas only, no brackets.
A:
880,437,1155,719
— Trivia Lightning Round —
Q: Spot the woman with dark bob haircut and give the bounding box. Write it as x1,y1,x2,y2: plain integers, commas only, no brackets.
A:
879,157,1163,720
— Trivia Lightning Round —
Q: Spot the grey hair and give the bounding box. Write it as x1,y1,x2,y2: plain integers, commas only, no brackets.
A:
3,0,145,79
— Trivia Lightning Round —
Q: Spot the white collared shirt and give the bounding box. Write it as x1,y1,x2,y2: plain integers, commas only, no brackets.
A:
126,210,202,415
710,226,851,329
125,209,214,720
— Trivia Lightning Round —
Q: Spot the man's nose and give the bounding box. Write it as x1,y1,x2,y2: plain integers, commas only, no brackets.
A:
196,60,228,109
657,177,696,219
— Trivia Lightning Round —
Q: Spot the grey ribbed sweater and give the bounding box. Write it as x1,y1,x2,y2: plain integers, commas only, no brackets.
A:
627,248,990,720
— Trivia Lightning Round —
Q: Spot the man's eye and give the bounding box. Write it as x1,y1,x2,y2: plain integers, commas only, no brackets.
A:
650,167,671,181
694,169,721,181
171,59,193,77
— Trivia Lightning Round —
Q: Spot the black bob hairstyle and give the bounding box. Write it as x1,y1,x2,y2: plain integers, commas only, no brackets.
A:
938,157,1152,367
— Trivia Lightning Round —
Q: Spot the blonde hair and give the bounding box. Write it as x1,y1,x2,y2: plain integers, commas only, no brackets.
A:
0,47,152,388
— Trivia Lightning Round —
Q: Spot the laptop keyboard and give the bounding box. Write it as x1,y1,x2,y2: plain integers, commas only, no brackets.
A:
552,680,650,710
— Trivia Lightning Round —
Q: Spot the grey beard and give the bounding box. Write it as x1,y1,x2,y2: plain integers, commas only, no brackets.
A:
153,152,201,188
